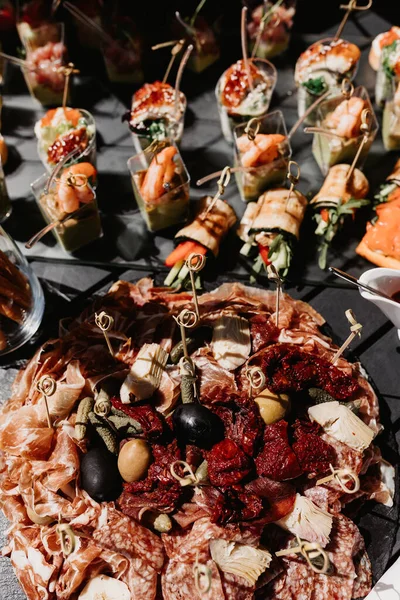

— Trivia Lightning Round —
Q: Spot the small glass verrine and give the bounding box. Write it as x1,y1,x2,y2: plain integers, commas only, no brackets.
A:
311,86,378,175
247,0,297,60
127,139,190,232
0,226,44,356
216,58,277,144
30,152,102,254
233,109,291,202
382,80,400,151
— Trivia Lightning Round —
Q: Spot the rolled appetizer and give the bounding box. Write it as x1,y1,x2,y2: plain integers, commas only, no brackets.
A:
247,0,296,59
216,58,277,143
164,195,237,287
357,177,400,269
294,38,361,123
311,164,369,269
239,187,307,277
30,161,102,253
34,107,96,172
128,140,190,232
382,80,400,151
20,22,68,107
233,110,291,202
369,26,400,71
375,39,400,107
311,86,378,174
123,82,187,152
375,159,400,204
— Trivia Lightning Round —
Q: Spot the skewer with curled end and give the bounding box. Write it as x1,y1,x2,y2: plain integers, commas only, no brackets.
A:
267,264,283,327
56,515,76,557
36,376,57,429
185,252,207,320
276,536,331,574
95,311,115,357
316,464,360,494
174,308,199,403
345,109,372,183
331,309,362,365
246,366,266,398
193,551,212,594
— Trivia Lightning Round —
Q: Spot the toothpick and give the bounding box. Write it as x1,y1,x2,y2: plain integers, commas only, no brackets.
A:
345,109,371,183
241,7,254,92
316,464,360,493
193,551,212,594
203,166,231,216
36,376,57,429
285,160,300,208
246,366,266,397
153,38,186,85
288,89,331,138
95,311,115,357
334,0,373,41
197,166,251,187
57,515,76,557
174,309,199,401
304,127,345,139
57,63,79,111
185,253,207,320
251,0,284,58
174,44,193,115
331,309,362,365
267,264,283,327
173,309,199,358
276,536,330,574
0,51,36,72
244,117,261,141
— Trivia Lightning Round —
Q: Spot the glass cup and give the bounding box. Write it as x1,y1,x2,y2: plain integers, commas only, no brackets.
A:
233,109,291,202
0,226,44,356
36,108,97,174
296,37,359,125
0,157,11,223
375,40,400,108
312,86,378,175
216,58,277,144
103,39,144,85
20,22,69,107
382,80,400,151
128,92,187,154
127,139,190,232
174,17,220,73
247,0,297,59
30,154,102,254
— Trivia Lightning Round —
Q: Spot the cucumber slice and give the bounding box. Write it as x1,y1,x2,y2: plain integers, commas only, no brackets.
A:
164,260,184,287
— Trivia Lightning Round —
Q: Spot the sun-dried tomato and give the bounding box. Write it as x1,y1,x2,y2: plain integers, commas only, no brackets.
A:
111,398,164,440
258,344,358,400
255,420,302,481
250,314,279,353
210,396,264,457
47,127,88,165
207,439,252,487
292,419,336,475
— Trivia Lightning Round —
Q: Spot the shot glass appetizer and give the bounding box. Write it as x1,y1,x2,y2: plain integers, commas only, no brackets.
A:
233,110,291,202
124,82,187,153
30,156,102,253
310,85,378,174
375,39,400,108
0,226,44,355
19,22,68,107
216,58,277,143
34,107,96,173
369,27,400,71
294,38,360,124
382,80,400,151
174,13,219,73
128,139,190,232
247,0,296,59
103,18,143,85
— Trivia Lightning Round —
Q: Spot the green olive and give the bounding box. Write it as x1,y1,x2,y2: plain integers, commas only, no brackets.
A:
26,506,54,526
254,388,290,425
118,439,152,483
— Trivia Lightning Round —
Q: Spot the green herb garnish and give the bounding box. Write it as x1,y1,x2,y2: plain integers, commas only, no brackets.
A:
302,76,328,96
381,40,400,79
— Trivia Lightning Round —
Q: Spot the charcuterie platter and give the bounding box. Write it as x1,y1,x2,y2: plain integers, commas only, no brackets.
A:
0,278,397,599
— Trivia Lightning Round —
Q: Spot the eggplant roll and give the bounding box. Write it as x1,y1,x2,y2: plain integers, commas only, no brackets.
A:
310,164,369,209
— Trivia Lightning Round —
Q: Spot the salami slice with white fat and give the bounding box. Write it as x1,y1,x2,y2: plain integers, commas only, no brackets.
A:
162,559,224,600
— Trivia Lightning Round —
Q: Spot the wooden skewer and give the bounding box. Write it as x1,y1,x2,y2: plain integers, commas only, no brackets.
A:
36,376,57,429
246,366,266,397
316,464,360,493
0,51,37,72
185,253,207,320
63,1,114,44
95,311,115,357
197,166,254,187
174,44,193,116
241,7,254,92
252,0,284,58
58,63,79,111
334,0,373,41
276,536,330,574
285,160,300,208
331,309,362,364
267,264,283,327
345,109,371,183
203,166,231,216
304,127,345,139
289,90,331,138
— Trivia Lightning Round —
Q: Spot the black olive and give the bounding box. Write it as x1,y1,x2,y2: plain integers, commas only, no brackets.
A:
173,403,224,450
80,447,122,502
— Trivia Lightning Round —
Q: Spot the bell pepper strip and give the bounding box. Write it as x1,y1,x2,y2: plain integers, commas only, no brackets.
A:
258,243,271,266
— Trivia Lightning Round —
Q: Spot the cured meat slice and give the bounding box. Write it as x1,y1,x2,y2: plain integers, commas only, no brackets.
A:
265,558,314,600
0,404,54,459
162,559,224,600
193,350,239,405
220,571,255,600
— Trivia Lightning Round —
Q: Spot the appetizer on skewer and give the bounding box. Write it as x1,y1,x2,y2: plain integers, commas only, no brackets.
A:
233,110,291,202
311,164,369,269
128,140,190,232
34,107,96,172
375,38,400,108
247,0,296,59
30,158,101,253
164,195,237,287
382,80,400,150
174,1,220,73
216,58,277,143
239,184,307,278
294,38,361,122
369,26,400,71
310,85,378,174
357,159,400,268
